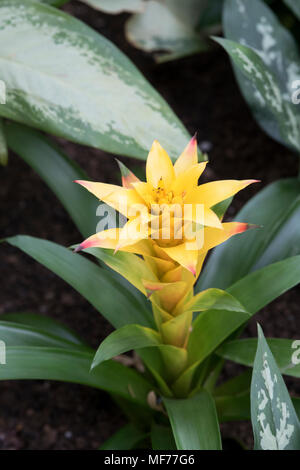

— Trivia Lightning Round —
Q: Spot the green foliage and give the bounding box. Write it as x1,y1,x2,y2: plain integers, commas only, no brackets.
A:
164,390,222,450
251,326,300,450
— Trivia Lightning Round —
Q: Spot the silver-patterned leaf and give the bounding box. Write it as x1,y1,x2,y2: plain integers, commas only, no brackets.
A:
251,325,300,450
0,0,189,159
223,0,300,152
215,36,300,152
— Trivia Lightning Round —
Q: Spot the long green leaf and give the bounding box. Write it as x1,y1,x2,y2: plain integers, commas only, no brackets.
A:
1,347,151,405
4,235,153,329
0,314,152,405
0,0,189,159
0,320,91,351
217,338,300,378
164,390,222,450
251,325,300,450
4,122,99,238
92,324,161,369
198,179,300,290
0,311,87,346
227,255,300,315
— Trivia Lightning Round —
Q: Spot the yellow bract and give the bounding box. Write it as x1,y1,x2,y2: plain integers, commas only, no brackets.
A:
75,137,257,355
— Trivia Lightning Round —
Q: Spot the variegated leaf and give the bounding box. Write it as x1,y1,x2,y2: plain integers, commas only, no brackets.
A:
0,0,189,159
222,0,300,152
251,325,300,450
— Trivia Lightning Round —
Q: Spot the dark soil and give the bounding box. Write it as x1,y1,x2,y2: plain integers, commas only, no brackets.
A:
0,1,299,450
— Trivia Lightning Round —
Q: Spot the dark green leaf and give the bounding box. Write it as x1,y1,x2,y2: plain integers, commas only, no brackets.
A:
164,390,222,450
4,236,153,329
151,423,176,450
92,324,161,369
0,311,87,346
1,346,151,405
217,338,300,378
227,255,300,315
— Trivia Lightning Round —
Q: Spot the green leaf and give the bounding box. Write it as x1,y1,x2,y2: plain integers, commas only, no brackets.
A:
164,390,222,450
0,311,87,346
216,393,300,423
214,36,300,152
0,0,189,159
215,392,250,423
197,178,300,290
172,308,250,396
80,0,145,14
0,315,152,405
1,347,151,405
284,0,300,20
227,255,300,315
251,325,300,450
4,235,153,329
0,118,7,165
99,423,147,450
0,320,91,351
125,0,208,63
222,0,300,151
4,122,99,238
92,324,161,369
217,338,300,378
214,369,252,397
184,288,246,316
151,423,176,450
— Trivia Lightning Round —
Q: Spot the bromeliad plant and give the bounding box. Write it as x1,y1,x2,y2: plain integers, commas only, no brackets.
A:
2,126,300,450
73,136,259,398
0,0,300,450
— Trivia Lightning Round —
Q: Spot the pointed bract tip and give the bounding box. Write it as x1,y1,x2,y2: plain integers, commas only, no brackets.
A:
187,264,197,277
113,245,120,255
74,244,83,253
